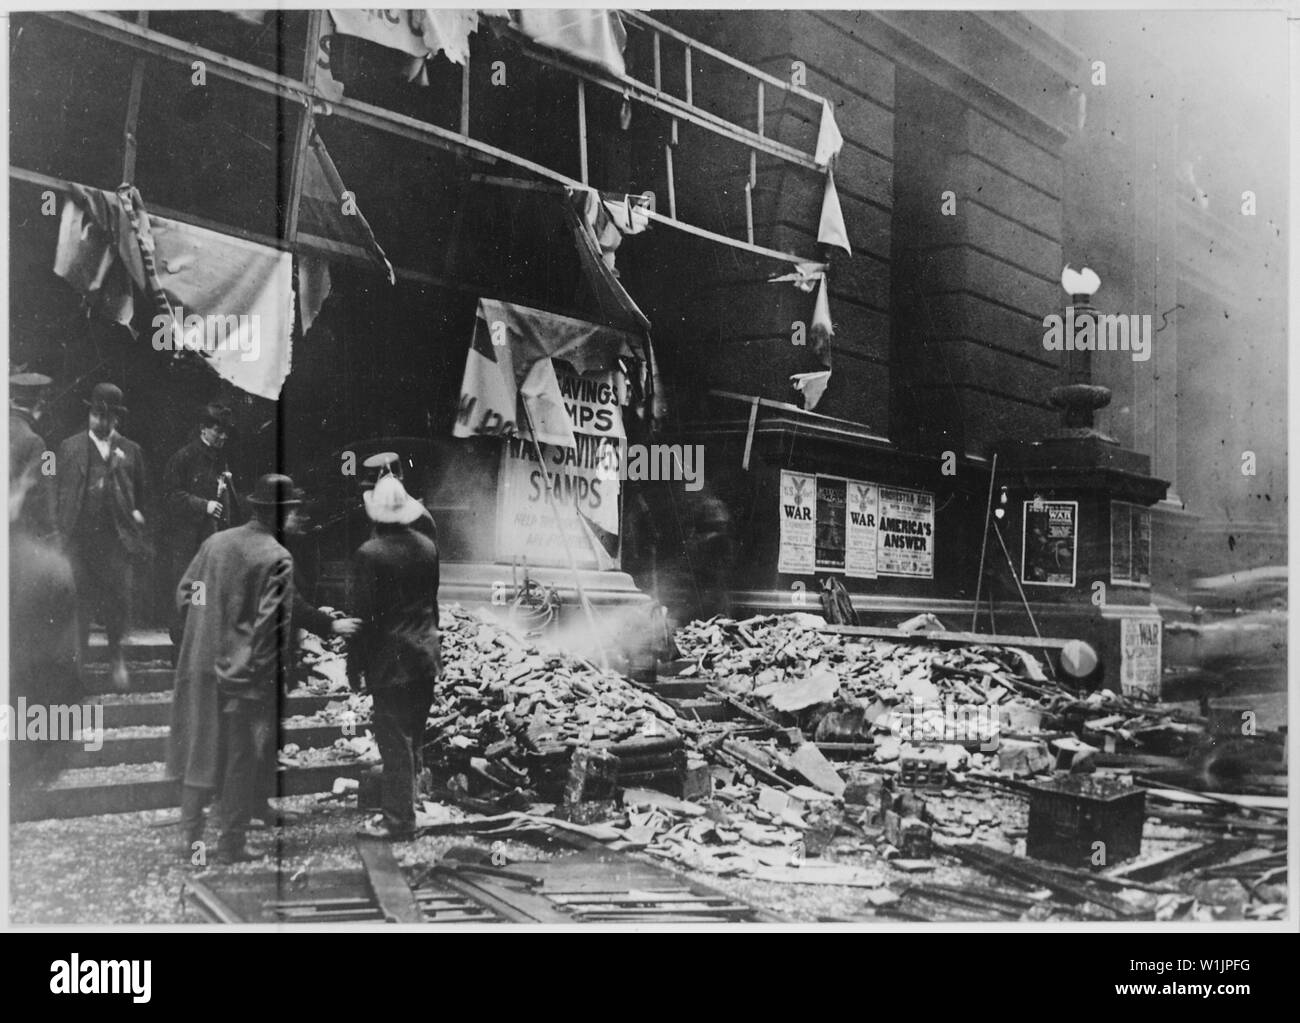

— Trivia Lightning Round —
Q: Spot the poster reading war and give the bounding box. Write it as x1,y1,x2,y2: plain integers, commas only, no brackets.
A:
1021,500,1078,587
778,471,816,574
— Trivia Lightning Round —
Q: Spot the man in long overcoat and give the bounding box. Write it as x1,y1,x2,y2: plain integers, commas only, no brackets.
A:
166,473,298,863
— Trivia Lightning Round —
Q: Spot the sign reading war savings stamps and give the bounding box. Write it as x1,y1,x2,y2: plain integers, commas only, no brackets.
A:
779,472,929,579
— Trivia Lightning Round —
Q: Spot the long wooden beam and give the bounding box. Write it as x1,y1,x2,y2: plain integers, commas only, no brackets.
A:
822,623,1073,651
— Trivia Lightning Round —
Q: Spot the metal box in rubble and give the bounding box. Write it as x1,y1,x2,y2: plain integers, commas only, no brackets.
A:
1026,775,1146,868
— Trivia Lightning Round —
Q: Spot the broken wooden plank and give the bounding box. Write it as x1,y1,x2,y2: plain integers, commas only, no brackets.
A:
356,837,425,924
939,841,1148,918
1106,839,1251,884
1136,781,1288,819
822,624,1072,651
1146,809,1288,835
184,877,245,924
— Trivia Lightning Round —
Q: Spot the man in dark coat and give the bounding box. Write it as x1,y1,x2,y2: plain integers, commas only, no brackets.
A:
163,402,241,655
347,475,441,841
166,473,299,863
9,372,56,538
54,382,148,689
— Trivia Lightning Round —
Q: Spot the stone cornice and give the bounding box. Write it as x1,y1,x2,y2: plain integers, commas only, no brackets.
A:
860,9,1088,149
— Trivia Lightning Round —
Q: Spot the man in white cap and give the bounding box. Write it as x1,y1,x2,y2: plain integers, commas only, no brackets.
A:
347,474,441,840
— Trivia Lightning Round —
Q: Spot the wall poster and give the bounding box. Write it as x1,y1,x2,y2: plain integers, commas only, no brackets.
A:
1020,499,1078,587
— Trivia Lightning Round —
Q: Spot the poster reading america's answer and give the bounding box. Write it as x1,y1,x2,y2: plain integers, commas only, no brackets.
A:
876,486,935,577
778,471,816,573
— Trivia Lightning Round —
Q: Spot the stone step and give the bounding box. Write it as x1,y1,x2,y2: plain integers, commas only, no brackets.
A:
12,760,373,821
67,723,358,769
85,629,173,664
93,691,344,729
81,664,175,694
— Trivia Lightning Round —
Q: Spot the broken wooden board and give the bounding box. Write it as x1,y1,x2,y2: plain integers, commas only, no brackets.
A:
821,624,1072,651
750,861,884,887
1106,839,1251,884
357,837,426,923
940,841,1150,919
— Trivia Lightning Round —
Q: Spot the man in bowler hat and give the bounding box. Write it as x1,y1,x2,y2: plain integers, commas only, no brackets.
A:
163,401,241,654
167,473,299,862
54,382,148,690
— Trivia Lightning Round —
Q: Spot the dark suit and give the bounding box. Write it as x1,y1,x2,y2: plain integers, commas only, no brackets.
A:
347,523,441,832
167,518,294,851
54,430,148,659
163,435,241,649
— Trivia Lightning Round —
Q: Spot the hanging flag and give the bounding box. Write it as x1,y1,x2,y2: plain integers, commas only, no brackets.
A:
452,299,640,449
53,187,138,327
565,189,664,426
144,216,295,401
297,254,332,334
810,275,835,358
818,169,851,254
326,9,479,87
298,131,395,284
511,9,627,77
815,100,844,168
790,370,832,411
602,193,652,235
54,185,296,400
768,261,827,293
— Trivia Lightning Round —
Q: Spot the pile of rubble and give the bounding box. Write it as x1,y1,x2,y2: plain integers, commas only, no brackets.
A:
289,607,1285,916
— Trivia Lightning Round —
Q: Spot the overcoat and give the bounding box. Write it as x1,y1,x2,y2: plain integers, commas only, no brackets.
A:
165,518,293,790
346,525,441,691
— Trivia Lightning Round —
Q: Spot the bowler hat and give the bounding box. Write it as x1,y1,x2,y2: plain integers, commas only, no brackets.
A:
84,382,127,414
363,474,425,525
247,473,303,507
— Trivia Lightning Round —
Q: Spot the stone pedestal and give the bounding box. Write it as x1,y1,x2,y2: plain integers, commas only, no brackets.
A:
997,344,1169,697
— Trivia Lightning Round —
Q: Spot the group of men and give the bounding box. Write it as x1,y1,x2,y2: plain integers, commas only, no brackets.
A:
8,373,444,863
